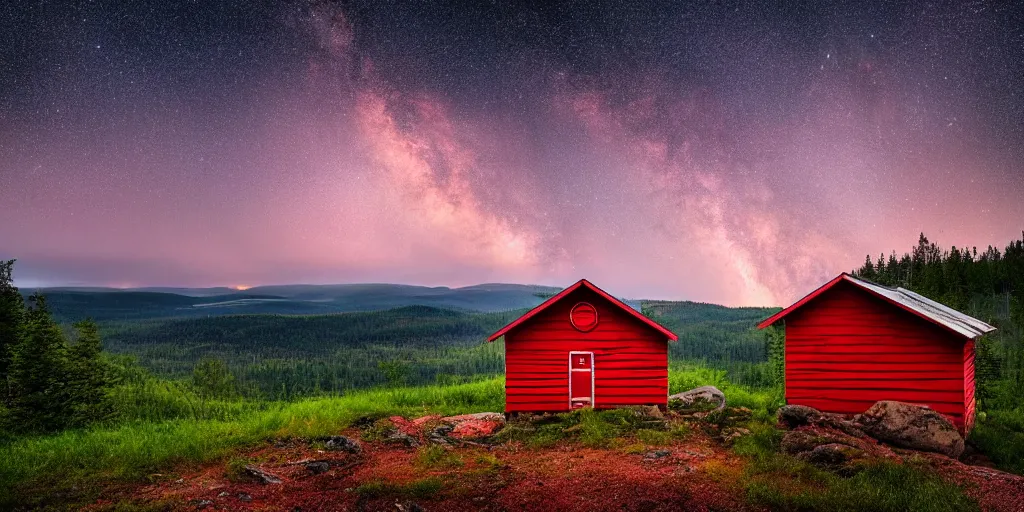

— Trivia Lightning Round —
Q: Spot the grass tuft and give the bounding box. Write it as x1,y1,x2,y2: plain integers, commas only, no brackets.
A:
414,445,464,469
354,477,444,499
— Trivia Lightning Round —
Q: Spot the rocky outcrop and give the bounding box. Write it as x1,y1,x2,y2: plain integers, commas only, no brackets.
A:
777,405,822,428
854,401,965,458
440,412,505,438
668,386,726,413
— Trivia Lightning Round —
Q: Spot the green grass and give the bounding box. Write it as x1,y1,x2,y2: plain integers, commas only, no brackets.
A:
353,477,445,499
744,460,980,512
970,406,1024,475
730,418,979,512
0,378,504,507
414,445,464,469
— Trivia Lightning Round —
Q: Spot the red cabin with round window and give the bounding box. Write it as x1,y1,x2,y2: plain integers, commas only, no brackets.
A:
488,279,678,413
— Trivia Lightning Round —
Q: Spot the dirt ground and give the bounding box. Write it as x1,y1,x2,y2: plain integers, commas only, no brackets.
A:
80,421,1024,512
87,427,758,512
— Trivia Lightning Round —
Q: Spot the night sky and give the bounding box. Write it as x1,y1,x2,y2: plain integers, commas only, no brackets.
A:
2,1,1022,306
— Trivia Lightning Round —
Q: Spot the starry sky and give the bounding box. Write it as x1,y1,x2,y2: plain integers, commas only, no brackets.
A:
1,1,1022,306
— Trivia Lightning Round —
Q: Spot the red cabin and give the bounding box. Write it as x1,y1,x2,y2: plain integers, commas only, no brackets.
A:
758,273,996,434
488,279,677,413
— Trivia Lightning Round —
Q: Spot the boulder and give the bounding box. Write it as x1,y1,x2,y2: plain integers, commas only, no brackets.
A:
668,386,726,412
854,401,964,458
323,435,362,454
777,405,822,428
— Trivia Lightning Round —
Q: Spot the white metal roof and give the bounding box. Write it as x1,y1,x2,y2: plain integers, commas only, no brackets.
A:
844,274,997,338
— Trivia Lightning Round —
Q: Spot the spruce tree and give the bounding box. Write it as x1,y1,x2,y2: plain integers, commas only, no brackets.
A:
0,260,23,403
7,295,71,433
67,319,112,426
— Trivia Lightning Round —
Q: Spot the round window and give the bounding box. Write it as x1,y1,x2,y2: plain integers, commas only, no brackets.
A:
570,302,599,332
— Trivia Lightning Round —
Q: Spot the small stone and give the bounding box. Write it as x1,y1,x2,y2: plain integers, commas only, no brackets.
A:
238,493,252,502
217,491,230,497
323,435,363,454
722,427,751,444
244,464,283,484
305,461,330,474
644,449,671,460
195,500,214,509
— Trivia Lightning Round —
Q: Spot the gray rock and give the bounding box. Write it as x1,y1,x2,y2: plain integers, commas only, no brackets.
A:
777,405,822,428
854,401,965,458
780,430,861,456
668,386,726,412
323,435,362,454
644,449,671,460
217,491,230,497
244,464,283,484
428,424,454,445
387,430,420,447
305,461,330,474
237,493,252,502
195,500,214,509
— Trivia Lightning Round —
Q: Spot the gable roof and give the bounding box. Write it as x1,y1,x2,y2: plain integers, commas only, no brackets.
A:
757,273,997,339
487,279,678,342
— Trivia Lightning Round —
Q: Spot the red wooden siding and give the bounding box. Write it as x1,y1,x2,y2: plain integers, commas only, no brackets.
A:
784,281,969,431
503,286,669,413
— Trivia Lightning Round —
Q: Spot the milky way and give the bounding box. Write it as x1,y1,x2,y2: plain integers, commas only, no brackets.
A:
1,1,1022,305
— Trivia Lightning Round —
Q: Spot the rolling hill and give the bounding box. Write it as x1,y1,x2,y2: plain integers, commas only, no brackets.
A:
28,283,563,322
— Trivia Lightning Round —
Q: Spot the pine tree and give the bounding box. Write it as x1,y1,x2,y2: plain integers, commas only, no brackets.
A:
66,319,113,426
0,260,23,403
191,358,236,398
7,295,71,433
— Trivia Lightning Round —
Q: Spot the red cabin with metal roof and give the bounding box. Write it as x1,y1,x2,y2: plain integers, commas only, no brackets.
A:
758,273,996,434
488,279,677,413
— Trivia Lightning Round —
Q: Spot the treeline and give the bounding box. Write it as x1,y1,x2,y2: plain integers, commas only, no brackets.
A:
0,261,114,434
94,307,517,398
853,232,1024,408
643,300,780,388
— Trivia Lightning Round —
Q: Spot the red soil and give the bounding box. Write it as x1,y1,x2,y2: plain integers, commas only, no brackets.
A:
89,428,757,512
81,422,1024,512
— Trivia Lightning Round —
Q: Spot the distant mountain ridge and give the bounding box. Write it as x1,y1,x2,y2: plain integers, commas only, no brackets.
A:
26,282,566,322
